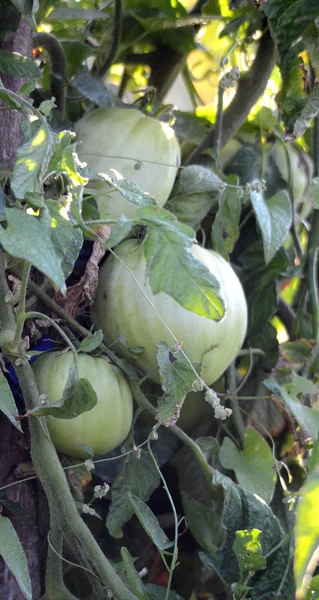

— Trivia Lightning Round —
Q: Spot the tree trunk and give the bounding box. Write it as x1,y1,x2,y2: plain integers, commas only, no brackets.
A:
0,16,43,600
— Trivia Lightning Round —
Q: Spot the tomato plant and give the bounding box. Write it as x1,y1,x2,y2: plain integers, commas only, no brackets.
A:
32,351,133,458
1,1,319,600
75,107,181,219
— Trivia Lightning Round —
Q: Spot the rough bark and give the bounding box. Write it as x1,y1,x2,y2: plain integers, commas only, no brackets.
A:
0,16,43,600
0,18,33,169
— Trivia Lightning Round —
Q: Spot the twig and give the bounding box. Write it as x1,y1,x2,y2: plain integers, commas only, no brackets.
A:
187,28,275,163
97,0,122,79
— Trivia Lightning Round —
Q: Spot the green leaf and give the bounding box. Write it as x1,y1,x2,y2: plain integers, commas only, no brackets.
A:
0,50,40,78
166,165,224,230
264,375,319,440
104,216,133,249
0,515,32,600
120,547,149,600
29,376,97,419
279,339,313,367
156,341,201,425
106,451,160,538
219,427,276,504
0,371,22,432
71,67,114,109
233,529,266,576
307,178,319,209
211,176,241,259
135,14,218,33
182,493,224,553
144,584,185,600
11,123,56,200
293,85,319,139
308,437,319,474
47,7,110,20
250,189,292,264
46,201,83,279
78,331,104,354
295,471,319,595
24,192,45,209
196,437,220,462
0,208,66,293
134,206,225,320
102,171,157,208
9,0,35,29
128,494,173,551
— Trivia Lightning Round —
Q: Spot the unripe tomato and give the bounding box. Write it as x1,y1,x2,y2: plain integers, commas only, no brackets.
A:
92,240,247,386
32,352,133,458
74,107,181,220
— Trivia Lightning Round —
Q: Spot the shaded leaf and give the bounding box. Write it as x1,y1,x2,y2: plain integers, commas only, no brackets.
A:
106,451,160,538
293,85,319,139
0,1,21,41
219,427,276,504
279,339,313,367
0,371,22,432
0,515,32,600
166,165,224,230
0,208,66,293
308,438,319,474
128,494,173,551
121,547,149,600
104,216,133,249
156,341,201,425
46,201,83,280
29,376,97,419
78,331,104,354
71,67,114,108
264,376,319,440
47,7,110,20
250,190,292,264
182,493,224,553
144,584,185,600
211,175,241,259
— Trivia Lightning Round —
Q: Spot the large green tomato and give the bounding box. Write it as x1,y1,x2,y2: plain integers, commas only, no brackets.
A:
92,240,248,386
33,352,133,458
74,107,181,220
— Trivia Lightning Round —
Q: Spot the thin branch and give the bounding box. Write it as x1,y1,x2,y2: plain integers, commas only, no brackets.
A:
187,28,275,164
97,0,122,79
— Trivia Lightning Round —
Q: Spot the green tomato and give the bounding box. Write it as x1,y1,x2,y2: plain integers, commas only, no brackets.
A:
74,107,181,220
92,239,248,386
32,352,133,458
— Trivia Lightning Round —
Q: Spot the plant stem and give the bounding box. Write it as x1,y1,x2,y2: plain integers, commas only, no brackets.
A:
131,381,214,483
96,0,122,80
25,310,78,365
10,261,31,351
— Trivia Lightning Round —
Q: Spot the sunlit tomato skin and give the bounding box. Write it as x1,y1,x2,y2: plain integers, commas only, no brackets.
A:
92,239,248,386
32,352,133,458
74,107,181,220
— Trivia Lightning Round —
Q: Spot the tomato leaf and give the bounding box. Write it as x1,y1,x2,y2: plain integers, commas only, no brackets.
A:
11,122,56,200
0,515,32,600
78,331,104,354
47,7,109,20
0,371,22,432
295,471,319,596
211,175,241,259
29,376,97,419
128,494,173,551
104,215,133,249
219,427,276,504
0,208,66,293
134,205,225,320
166,165,224,230
45,201,83,279
106,451,160,538
0,50,40,78
308,437,319,474
120,547,149,600
102,170,157,208
156,341,201,425
264,375,319,440
182,493,224,553
144,585,185,600
250,189,292,264
233,529,266,577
